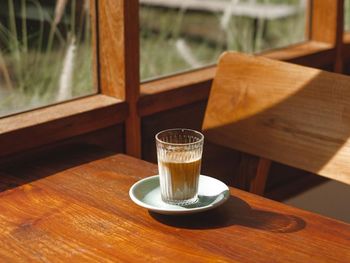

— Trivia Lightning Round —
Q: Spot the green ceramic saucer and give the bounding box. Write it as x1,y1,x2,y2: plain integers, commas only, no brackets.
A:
129,175,230,215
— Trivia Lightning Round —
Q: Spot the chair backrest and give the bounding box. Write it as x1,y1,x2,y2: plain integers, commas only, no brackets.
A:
203,52,350,185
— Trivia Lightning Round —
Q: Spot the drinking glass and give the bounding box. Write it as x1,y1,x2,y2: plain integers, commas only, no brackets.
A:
156,128,204,205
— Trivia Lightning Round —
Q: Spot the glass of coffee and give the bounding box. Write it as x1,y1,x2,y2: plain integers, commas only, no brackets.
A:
156,128,204,205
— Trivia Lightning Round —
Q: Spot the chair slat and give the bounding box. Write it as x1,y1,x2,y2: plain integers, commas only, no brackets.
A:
203,52,350,185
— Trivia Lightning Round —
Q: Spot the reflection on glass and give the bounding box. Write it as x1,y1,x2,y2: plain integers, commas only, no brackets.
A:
0,0,95,117
140,0,307,80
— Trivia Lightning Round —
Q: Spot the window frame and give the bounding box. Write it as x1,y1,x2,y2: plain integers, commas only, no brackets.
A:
0,0,346,159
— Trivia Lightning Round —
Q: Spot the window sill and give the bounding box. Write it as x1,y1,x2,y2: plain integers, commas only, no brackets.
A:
0,95,128,157
139,41,334,116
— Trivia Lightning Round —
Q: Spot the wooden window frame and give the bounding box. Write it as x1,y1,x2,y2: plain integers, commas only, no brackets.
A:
139,0,345,114
0,0,139,158
0,0,347,159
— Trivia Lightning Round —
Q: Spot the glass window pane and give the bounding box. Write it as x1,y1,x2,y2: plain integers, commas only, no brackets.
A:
0,0,95,117
140,0,307,81
345,0,350,31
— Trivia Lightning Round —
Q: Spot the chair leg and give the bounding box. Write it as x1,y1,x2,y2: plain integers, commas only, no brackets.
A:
249,157,271,195
235,152,271,196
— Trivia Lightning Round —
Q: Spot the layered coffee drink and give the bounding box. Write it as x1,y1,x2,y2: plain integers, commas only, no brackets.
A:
158,155,201,203
156,129,204,205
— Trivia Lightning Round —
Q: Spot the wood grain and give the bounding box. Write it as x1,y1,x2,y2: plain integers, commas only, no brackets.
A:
310,0,344,72
139,67,214,116
249,157,271,194
310,0,342,44
0,148,348,262
237,154,271,195
141,99,315,199
0,0,343,161
0,95,127,157
124,0,141,157
0,126,125,167
262,41,334,69
140,42,334,117
262,41,331,60
98,0,141,157
203,52,350,185
97,0,125,98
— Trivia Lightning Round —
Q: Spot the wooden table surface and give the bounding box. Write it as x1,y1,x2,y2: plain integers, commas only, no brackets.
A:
0,146,349,262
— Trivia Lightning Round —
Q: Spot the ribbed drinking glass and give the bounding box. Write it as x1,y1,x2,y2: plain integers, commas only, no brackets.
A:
156,128,204,205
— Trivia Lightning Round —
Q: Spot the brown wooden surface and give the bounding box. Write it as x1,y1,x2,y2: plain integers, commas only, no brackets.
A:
310,0,344,72
311,0,343,44
0,125,125,167
98,0,140,157
0,95,127,158
262,41,335,69
203,52,350,185
124,0,142,157
229,152,270,195
0,0,343,161
141,100,246,188
141,99,314,200
139,42,335,117
0,146,348,262
98,0,141,157
342,32,350,65
98,0,125,98
140,67,215,116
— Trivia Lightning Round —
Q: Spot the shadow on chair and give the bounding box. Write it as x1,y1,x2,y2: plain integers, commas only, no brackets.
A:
202,52,350,195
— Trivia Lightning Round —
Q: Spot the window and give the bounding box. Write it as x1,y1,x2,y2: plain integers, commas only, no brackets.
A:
345,0,350,31
140,0,307,80
0,0,346,159
0,0,95,117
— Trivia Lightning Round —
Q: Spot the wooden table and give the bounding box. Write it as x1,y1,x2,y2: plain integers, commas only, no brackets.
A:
0,146,349,262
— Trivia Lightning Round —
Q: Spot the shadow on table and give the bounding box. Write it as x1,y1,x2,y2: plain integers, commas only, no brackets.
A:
0,144,114,193
149,195,306,233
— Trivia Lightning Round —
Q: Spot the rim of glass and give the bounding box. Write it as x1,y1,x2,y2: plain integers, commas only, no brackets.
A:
155,128,204,146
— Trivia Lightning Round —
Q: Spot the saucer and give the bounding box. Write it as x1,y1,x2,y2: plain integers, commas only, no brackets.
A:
129,175,230,215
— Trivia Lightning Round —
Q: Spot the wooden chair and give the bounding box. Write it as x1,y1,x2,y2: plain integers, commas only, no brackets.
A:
202,52,350,195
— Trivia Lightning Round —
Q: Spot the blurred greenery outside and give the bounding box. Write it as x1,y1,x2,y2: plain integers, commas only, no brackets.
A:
140,0,307,80
346,0,350,31
1,0,350,117
0,0,94,117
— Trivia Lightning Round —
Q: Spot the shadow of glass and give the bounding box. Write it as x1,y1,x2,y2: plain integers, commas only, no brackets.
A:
150,195,306,233
180,191,229,209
